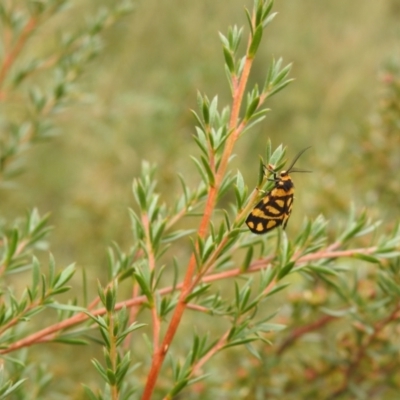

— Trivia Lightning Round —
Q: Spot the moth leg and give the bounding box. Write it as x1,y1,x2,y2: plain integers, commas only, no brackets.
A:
256,187,266,195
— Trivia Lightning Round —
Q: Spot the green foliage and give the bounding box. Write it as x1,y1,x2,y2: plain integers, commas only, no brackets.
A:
85,283,144,399
0,1,400,399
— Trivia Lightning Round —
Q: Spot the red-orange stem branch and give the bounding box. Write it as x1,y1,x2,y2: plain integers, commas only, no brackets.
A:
140,50,255,399
0,16,37,92
0,246,377,355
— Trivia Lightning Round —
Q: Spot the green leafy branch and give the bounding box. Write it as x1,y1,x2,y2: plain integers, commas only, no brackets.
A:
0,0,134,183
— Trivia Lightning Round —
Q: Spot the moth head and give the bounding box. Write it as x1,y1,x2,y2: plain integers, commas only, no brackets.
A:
279,170,289,179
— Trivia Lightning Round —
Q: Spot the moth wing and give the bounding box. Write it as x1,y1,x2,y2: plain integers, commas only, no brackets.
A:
245,194,285,234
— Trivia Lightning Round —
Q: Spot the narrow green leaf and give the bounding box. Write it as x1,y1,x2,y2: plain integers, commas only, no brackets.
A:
54,337,89,345
185,284,211,303
200,156,215,186
6,229,18,263
256,322,286,332
241,109,269,134
189,237,202,270
169,379,189,397
223,337,257,349
202,97,210,125
244,7,253,36
376,250,400,259
272,62,292,85
162,229,196,243
30,257,40,300
223,47,235,74
255,2,263,26
190,156,209,184
378,272,400,296
91,359,108,381
47,286,72,296
262,0,274,20
191,335,200,364
338,219,366,243
259,267,277,291
193,127,208,156
303,264,338,276
352,253,380,264
209,96,219,127
132,180,147,210
152,220,166,250
0,379,27,398
229,25,242,53
246,343,261,360
41,274,46,300
224,64,234,93
116,322,146,346
227,228,242,239
262,11,278,28
248,25,263,59
265,282,290,298
82,385,100,400
235,170,245,208
320,307,354,317
85,313,108,330
257,156,265,186
218,32,229,48
234,281,240,310
218,173,235,200
118,266,135,282
279,231,290,267
97,280,106,305
191,109,204,130
105,287,115,312
242,246,253,272
48,255,55,288
53,263,76,289
106,369,116,385
134,271,153,302
245,96,260,121
237,55,246,76
320,276,348,302
278,261,295,280
295,219,312,247
116,352,131,384
266,78,294,98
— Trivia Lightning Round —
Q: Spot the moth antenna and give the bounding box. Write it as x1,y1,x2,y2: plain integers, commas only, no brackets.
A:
290,167,312,173
286,146,312,173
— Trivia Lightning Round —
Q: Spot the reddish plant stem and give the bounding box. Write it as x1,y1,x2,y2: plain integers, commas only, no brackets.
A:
189,281,280,379
276,314,336,355
151,307,161,353
140,192,217,398
140,50,255,399
191,331,230,377
185,303,210,313
123,283,141,350
187,279,280,381
0,245,378,355
0,16,37,92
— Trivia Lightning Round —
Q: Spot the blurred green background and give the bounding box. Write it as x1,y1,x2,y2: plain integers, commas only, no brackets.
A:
2,0,400,396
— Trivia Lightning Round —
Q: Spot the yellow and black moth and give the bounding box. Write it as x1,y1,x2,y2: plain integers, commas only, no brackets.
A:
245,147,311,234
